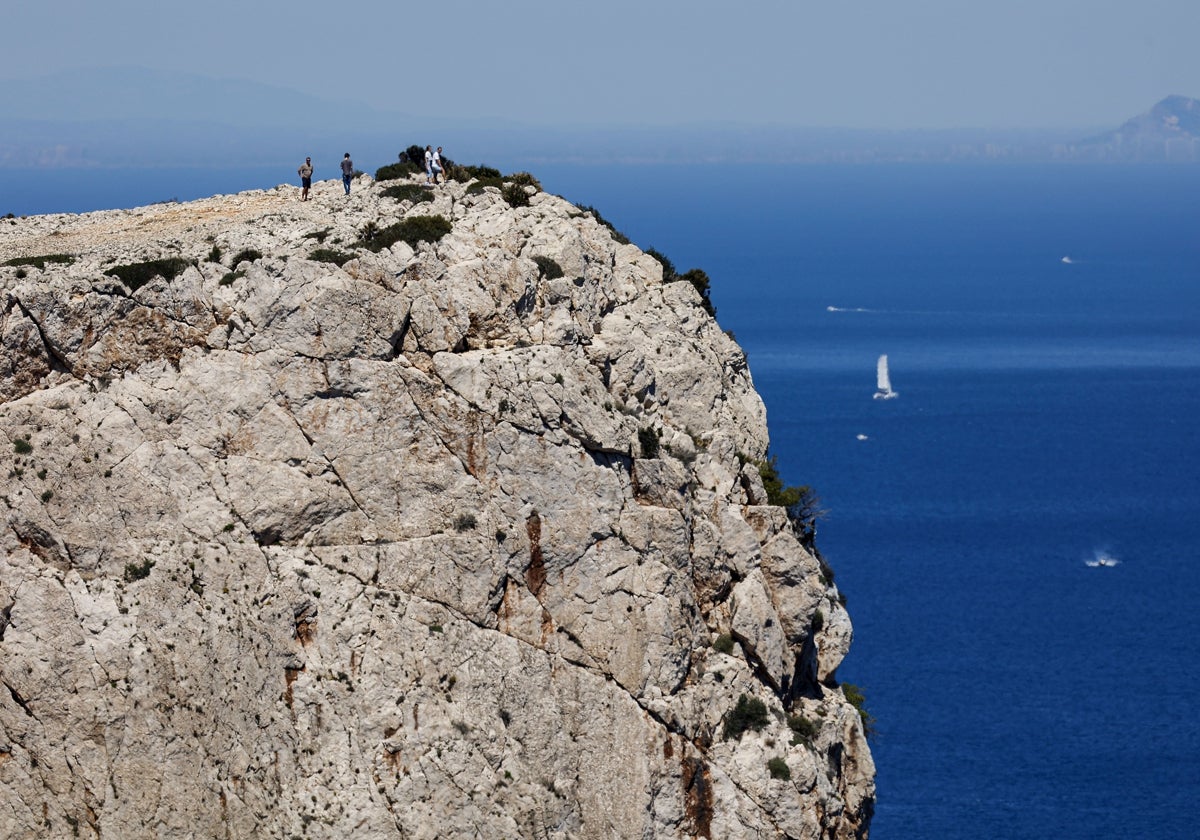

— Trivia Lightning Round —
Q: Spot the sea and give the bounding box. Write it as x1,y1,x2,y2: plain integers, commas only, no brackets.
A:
4,162,1199,839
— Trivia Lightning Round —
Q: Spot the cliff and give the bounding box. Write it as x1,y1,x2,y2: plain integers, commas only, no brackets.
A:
0,172,874,838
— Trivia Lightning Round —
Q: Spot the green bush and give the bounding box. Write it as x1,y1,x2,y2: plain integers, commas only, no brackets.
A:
302,228,330,243
382,183,434,204
724,694,770,740
309,248,356,267
207,244,222,263
787,714,819,746
124,558,155,582
454,513,477,532
376,161,422,181
361,215,452,252
532,255,564,279
754,454,824,542
502,183,531,208
3,253,74,269
767,757,792,781
638,426,660,459
456,164,502,181
713,633,735,655
404,145,425,165
506,171,542,191
576,204,630,245
108,257,192,291
230,248,263,266
13,438,33,455
465,176,505,195
645,248,716,318
219,270,245,286
842,683,877,740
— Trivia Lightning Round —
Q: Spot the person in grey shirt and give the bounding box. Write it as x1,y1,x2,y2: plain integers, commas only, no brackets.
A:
298,157,313,201
341,153,354,195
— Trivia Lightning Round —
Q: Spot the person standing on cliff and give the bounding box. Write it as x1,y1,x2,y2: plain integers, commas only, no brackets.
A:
424,145,434,184
298,157,314,201
340,153,354,195
433,147,445,184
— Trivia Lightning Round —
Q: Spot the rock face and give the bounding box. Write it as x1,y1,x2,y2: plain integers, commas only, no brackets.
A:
0,174,874,838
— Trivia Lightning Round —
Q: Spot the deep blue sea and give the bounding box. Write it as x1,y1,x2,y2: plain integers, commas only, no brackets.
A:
5,162,1199,838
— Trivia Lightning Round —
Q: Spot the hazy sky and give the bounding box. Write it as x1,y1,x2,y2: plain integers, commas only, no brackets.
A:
9,0,1199,129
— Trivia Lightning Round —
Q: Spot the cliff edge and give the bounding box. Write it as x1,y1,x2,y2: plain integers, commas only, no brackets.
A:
0,172,874,838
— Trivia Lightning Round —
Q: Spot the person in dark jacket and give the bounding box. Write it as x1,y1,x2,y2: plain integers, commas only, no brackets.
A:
340,153,354,195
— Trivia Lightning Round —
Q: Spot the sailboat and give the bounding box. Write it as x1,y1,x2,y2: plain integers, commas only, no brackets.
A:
873,354,897,400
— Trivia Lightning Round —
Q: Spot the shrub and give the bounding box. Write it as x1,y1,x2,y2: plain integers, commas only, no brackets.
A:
361,215,452,252
381,183,434,204
787,714,819,746
645,248,716,317
230,248,263,267
767,757,792,781
207,244,222,263
812,608,825,632
576,204,630,245
13,438,33,455
638,426,660,459
453,513,477,532
40,489,53,503
219,270,245,286
724,694,770,740
680,268,716,318
404,145,425,165
755,455,824,543
532,255,564,279
375,161,422,181
506,171,542,191
124,558,155,582
3,253,74,269
302,228,330,243
465,176,505,195
14,268,25,279
309,248,356,267
108,257,192,291
502,183,531,208
713,634,735,655
456,164,502,181
842,683,877,740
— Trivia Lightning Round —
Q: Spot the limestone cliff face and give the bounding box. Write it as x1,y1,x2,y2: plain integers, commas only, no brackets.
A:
0,174,874,839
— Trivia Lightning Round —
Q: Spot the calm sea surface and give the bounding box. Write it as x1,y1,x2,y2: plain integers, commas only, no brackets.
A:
6,162,1199,838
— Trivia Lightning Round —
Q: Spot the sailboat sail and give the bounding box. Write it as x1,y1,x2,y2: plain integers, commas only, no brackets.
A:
874,355,897,399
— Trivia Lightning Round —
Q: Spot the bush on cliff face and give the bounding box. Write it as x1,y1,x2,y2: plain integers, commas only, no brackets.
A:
754,454,824,545
724,694,771,740
360,215,452,252
108,257,192,291
645,247,717,318
842,683,877,740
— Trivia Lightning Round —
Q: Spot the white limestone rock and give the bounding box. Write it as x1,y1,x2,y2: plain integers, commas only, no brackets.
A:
0,172,874,839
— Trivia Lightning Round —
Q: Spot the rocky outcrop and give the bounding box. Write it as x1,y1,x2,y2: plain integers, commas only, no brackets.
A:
0,174,874,838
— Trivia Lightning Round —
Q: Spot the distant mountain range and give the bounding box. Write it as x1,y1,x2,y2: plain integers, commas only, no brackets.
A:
0,68,1196,167
1073,95,1200,161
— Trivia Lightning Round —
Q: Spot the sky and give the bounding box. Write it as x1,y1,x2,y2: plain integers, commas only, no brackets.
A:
6,0,1200,130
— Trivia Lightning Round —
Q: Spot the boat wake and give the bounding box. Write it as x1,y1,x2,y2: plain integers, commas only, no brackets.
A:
827,305,874,313
1085,550,1120,568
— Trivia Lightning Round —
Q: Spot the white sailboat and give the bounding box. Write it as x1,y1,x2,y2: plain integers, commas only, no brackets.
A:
873,354,897,400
